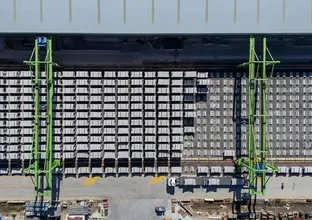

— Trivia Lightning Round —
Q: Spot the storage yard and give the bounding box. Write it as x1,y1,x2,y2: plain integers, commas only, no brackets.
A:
1,0,312,219
1,70,312,176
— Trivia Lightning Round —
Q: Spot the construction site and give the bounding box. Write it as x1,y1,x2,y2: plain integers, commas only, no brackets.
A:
1,0,312,219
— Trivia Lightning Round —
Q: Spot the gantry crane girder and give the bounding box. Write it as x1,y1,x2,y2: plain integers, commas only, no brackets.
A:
236,36,280,196
23,37,61,198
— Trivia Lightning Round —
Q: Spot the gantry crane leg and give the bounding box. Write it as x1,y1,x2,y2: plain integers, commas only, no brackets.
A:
236,36,280,196
23,37,61,199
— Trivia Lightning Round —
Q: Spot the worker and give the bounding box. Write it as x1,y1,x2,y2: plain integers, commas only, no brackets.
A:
281,183,284,190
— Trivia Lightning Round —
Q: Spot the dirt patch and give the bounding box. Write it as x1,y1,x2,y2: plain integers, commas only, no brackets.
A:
0,203,24,218
187,199,312,220
190,202,232,217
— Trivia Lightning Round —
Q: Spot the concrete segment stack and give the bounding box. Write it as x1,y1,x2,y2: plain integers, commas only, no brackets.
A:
0,71,311,176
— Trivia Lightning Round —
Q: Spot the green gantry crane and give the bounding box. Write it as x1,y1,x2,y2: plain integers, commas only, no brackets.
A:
23,37,61,198
236,36,280,195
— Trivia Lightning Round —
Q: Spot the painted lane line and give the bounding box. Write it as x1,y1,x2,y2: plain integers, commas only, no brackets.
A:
154,176,165,184
83,177,92,185
148,176,157,184
88,177,99,185
149,176,165,184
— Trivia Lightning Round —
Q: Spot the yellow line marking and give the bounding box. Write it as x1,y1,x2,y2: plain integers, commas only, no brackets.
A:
149,176,164,184
87,176,99,185
154,176,165,183
149,176,157,184
83,177,92,185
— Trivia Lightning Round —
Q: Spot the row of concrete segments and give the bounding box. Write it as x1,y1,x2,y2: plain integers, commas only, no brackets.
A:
194,166,312,176
1,165,312,176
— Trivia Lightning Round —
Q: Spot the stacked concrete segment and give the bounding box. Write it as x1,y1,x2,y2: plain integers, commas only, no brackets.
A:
0,71,312,176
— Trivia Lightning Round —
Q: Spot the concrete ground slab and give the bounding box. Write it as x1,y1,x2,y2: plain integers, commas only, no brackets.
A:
108,199,169,220
0,176,168,201
0,176,311,201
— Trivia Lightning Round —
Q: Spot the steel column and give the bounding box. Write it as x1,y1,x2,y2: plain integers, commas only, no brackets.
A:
33,39,39,193
23,37,61,199
260,37,267,193
248,37,256,195
236,36,280,195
